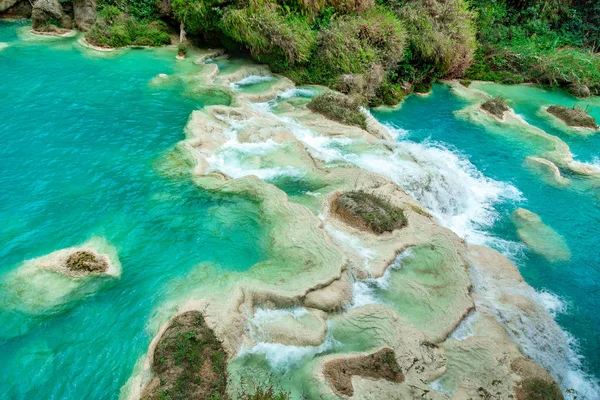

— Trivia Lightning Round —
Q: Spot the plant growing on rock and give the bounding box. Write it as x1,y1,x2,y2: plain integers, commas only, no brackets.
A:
396,0,477,79
307,92,367,129
332,190,408,234
86,5,171,48
481,96,509,119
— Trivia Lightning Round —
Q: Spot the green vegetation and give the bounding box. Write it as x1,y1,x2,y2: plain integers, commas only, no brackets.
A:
84,0,600,103
333,190,407,234
307,92,367,129
145,311,227,400
467,0,600,95
86,6,171,48
481,96,509,119
519,377,564,400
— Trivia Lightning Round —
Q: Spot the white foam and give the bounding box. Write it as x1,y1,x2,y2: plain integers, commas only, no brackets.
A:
276,88,315,100
239,322,341,370
323,222,377,270
471,266,600,399
254,103,521,245
349,250,413,309
449,311,479,341
205,116,305,180
230,74,273,90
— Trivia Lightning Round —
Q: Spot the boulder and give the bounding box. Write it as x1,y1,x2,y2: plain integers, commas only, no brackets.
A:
0,0,31,18
566,83,590,98
31,0,64,30
0,0,19,12
73,0,96,31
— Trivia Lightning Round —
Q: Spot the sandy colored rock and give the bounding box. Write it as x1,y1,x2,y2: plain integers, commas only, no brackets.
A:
512,208,571,262
525,156,569,186
304,274,353,312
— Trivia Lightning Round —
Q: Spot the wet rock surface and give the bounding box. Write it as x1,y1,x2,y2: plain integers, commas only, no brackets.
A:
65,251,108,274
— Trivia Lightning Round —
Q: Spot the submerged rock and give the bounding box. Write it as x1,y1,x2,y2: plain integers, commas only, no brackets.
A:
547,105,598,129
72,0,96,31
141,311,228,400
513,208,571,262
323,347,404,397
0,237,120,313
525,156,569,186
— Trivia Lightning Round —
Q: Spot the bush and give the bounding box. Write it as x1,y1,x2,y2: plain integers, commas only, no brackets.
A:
307,92,367,129
310,7,405,85
222,0,316,71
397,0,477,78
86,9,171,48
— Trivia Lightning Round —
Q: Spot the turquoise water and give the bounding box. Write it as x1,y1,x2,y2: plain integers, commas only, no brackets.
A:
373,84,600,393
2,19,600,399
0,21,267,399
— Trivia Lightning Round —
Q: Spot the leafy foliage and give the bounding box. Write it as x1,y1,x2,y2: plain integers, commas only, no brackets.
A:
86,6,171,48
222,0,316,70
396,0,477,78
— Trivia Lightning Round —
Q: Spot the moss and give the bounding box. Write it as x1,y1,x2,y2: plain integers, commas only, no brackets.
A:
547,105,598,129
481,96,509,119
332,190,407,234
307,92,367,129
519,378,564,400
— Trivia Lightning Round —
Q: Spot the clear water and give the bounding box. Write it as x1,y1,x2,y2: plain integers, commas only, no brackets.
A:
373,84,600,393
0,21,267,399
2,19,600,399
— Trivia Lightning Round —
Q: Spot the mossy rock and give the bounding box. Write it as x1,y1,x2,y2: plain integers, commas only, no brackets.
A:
481,97,509,119
142,311,228,400
323,347,404,397
307,92,367,129
517,378,564,400
332,190,407,234
547,105,598,129
65,251,108,273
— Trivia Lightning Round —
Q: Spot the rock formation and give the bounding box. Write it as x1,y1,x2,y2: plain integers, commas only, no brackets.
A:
547,105,598,129
72,0,96,31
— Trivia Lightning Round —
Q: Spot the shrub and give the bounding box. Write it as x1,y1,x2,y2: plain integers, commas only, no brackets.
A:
86,9,171,48
311,7,405,84
307,92,367,129
547,105,598,129
397,0,477,78
222,0,316,71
